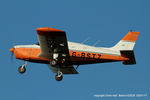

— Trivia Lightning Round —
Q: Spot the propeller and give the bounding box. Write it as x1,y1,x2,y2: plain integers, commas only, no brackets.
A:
10,48,15,63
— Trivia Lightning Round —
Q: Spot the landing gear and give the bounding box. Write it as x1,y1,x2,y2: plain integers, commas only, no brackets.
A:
18,64,26,74
50,59,57,66
50,51,59,66
18,62,27,74
55,71,63,81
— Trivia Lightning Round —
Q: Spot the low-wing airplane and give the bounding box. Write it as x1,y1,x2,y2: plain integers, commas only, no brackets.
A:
9,27,140,81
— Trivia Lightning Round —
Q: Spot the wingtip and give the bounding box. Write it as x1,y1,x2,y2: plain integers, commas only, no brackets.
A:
36,27,64,32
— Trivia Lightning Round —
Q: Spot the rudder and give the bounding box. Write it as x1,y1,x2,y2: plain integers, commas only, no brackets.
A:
111,31,140,51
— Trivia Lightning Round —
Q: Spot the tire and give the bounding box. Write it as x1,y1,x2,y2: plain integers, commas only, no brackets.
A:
55,74,63,81
18,66,26,74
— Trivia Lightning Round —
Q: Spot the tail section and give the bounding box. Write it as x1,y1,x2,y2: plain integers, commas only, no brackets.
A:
111,31,140,51
111,31,140,65
120,50,136,64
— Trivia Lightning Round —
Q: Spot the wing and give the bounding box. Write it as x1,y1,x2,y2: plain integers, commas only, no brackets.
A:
36,27,78,74
47,64,78,74
36,27,69,60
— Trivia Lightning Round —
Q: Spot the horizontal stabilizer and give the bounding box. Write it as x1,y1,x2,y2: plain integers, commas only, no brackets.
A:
120,50,136,65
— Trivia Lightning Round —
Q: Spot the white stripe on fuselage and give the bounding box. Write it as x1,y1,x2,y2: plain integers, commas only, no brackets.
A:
14,41,121,56
14,45,40,48
68,41,120,55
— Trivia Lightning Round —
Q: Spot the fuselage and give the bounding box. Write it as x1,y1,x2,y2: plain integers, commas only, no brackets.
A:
9,27,139,81
10,41,129,65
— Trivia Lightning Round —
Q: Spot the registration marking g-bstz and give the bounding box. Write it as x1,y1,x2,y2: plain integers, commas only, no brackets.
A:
71,52,101,59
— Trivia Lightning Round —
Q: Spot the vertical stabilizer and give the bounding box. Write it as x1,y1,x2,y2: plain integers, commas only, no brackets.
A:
111,31,140,65
111,31,140,51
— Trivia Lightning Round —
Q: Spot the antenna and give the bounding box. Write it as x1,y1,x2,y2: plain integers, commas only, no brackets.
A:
93,40,100,46
81,37,90,44
130,29,133,32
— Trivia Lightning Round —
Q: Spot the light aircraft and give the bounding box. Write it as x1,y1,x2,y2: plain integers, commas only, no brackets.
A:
9,27,140,81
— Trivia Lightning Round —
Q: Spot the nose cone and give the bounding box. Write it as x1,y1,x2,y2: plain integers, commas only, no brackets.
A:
9,48,14,52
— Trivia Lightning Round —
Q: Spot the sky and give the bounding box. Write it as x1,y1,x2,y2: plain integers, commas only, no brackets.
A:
0,0,150,100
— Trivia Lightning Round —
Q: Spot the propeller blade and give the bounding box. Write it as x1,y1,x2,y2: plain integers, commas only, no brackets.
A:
10,48,15,63
11,52,14,63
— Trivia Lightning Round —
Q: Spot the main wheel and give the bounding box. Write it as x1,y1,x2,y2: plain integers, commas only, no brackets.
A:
50,59,57,66
55,74,63,81
18,65,26,74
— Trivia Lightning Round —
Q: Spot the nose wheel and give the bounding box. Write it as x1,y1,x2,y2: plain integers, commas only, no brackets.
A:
55,71,63,81
18,62,27,74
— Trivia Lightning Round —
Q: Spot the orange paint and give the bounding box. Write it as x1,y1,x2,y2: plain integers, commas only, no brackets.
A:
121,31,140,42
13,48,50,61
9,48,14,52
69,50,129,62
36,27,65,37
36,27,64,32
12,48,129,64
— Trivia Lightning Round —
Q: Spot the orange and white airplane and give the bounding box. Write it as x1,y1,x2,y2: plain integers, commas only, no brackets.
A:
9,27,140,81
